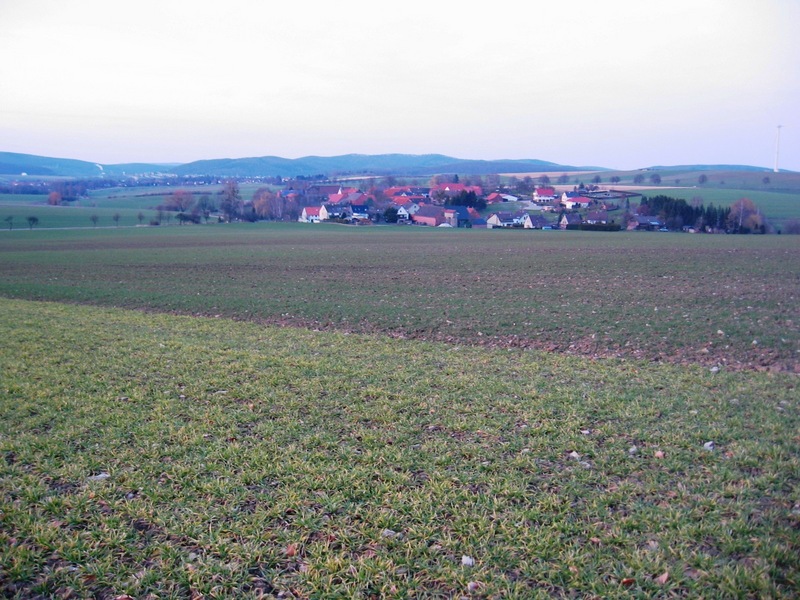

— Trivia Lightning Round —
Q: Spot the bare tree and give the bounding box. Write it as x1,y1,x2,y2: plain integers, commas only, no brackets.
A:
220,180,242,221
4,215,13,230
112,213,121,227
90,214,99,227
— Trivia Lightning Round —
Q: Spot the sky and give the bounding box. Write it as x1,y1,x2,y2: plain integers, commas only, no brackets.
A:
1,0,798,171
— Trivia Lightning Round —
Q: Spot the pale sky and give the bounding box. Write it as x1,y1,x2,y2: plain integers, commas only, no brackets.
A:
1,0,798,171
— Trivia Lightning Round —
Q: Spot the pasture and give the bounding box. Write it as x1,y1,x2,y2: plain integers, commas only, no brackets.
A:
1,224,798,598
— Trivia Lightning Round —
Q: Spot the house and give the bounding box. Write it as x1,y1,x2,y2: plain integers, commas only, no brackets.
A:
523,214,550,229
533,187,557,203
628,215,665,231
299,206,326,223
585,210,609,224
395,204,412,222
324,204,351,220
306,184,343,198
562,193,592,210
470,217,488,228
386,186,430,202
559,213,583,229
486,192,505,204
350,204,371,222
443,206,472,228
392,197,420,215
430,183,483,200
486,211,518,229
412,205,446,226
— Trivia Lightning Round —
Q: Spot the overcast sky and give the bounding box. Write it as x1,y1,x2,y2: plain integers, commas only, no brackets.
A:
1,0,798,171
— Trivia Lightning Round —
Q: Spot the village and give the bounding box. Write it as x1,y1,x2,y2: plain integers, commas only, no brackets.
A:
296,181,669,231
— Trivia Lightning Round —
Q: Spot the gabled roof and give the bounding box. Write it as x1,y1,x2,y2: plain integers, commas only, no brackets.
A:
444,206,472,220
536,187,556,196
304,206,321,216
494,211,514,223
586,210,608,221
415,205,445,218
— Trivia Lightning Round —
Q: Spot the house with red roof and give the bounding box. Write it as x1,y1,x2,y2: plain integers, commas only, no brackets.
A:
430,183,483,200
299,205,328,223
533,187,557,203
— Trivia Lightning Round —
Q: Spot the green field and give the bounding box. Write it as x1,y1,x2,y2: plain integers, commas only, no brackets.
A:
0,224,796,371
657,188,800,227
1,224,798,598
2,299,798,599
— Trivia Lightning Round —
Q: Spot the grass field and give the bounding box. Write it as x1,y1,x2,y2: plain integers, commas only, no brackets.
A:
1,299,797,599
656,188,800,227
0,224,797,371
0,224,798,598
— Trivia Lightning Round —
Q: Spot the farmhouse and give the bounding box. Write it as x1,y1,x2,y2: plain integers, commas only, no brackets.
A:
430,183,483,199
442,206,472,228
533,187,557,203
523,214,550,229
559,213,582,229
412,205,445,226
628,215,665,231
585,210,609,224
561,193,592,210
486,211,516,228
299,206,327,223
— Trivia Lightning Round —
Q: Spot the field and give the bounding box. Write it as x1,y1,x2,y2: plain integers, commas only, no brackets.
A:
1,224,799,598
0,224,797,371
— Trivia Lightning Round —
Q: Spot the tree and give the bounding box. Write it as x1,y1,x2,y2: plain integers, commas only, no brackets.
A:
137,212,145,225
48,191,62,206
610,176,621,184
762,176,770,185
220,179,242,221
4,215,13,230
557,174,570,185
27,216,39,230
698,174,708,184
383,207,399,223
112,213,121,227
633,174,645,184
727,198,764,233
592,175,602,184
649,173,662,185
538,174,551,186
485,173,501,189
90,214,99,227
167,190,194,212
196,195,215,223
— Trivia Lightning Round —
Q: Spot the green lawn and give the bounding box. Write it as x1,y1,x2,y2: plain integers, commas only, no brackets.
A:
1,298,797,598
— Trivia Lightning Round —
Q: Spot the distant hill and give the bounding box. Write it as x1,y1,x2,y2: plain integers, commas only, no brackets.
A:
0,152,106,177
0,151,601,178
168,154,603,177
1,151,791,179
0,152,173,178
648,164,775,173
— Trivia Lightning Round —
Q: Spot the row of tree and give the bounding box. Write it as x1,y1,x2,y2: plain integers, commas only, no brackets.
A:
637,195,769,233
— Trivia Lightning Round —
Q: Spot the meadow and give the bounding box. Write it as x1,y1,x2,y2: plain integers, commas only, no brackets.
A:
0,224,798,598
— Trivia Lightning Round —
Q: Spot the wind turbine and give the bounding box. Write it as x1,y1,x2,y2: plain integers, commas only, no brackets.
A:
774,125,782,173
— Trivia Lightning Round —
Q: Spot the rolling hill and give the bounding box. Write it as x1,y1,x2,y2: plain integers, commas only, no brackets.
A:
0,151,602,178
